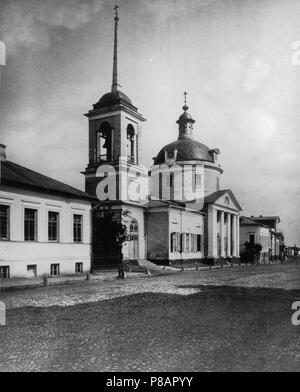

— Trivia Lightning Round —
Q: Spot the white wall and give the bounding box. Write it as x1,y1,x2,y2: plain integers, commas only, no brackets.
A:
0,185,91,278
122,204,146,260
169,208,204,260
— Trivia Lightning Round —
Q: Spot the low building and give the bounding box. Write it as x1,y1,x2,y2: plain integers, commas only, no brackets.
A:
0,145,94,279
287,246,300,257
275,232,285,259
239,216,271,262
146,200,205,265
249,216,281,260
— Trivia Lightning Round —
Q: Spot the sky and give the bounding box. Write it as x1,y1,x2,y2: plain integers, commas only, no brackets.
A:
0,0,300,245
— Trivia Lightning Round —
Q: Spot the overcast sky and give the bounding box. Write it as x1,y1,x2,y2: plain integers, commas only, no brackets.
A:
0,0,300,245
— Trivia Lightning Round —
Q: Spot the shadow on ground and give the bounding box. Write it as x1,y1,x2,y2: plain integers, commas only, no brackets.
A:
1,284,300,372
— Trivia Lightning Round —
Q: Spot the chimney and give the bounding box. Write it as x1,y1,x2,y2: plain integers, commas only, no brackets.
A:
0,144,7,161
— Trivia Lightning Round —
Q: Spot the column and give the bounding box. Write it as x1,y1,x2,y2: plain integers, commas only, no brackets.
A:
236,215,240,257
227,213,231,257
208,206,218,258
232,214,237,257
220,211,225,257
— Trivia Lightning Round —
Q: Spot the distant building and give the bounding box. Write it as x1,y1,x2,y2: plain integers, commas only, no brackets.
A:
239,216,271,262
287,246,300,257
245,215,284,260
0,145,93,279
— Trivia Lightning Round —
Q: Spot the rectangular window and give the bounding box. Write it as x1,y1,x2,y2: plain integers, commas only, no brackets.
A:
50,264,60,276
191,234,195,252
177,233,181,252
75,262,83,274
24,208,37,241
48,211,59,242
194,173,202,190
249,234,255,245
27,265,37,277
73,215,83,243
180,233,185,252
0,266,10,279
186,233,190,252
197,234,202,252
0,205,9,240
171,233,178,253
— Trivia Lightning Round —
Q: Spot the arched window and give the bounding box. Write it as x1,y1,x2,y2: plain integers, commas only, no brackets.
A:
127,124,135,164
225,196,230,205
96,122,112,162
130,219,139,234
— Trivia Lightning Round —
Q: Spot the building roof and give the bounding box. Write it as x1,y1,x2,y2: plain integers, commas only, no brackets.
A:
148,199,206,213
154,138,214,165
0,160,95,201
240,216,270,229
93,91,137,111
204,189,242,210
250,216,280,222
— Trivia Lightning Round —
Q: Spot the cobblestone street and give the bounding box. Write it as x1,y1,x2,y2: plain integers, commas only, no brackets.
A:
1,263,300,371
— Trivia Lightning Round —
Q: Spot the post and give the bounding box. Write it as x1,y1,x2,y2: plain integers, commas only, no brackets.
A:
118,245,125,279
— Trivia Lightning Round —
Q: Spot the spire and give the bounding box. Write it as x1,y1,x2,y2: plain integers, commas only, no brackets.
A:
176,91,195,140
112,5,121,93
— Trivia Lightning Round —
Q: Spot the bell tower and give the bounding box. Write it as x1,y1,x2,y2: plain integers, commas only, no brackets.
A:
83,5,146,200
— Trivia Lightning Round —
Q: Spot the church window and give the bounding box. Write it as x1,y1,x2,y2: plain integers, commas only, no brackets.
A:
97,122,112,162
169,173,174,188
171,232,179,252
191,234,195,252
197,234,201,252
185,233,191,252
225,196,230,205
216,176,220,190
129,219,139,236
127,124,135,164
193,172,202,192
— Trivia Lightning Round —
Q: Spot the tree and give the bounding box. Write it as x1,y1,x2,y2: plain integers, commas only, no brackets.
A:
243,241,263,264
92,206,131,278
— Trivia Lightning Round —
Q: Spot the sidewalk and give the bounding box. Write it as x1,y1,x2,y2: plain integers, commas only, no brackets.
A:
0,271,144,292
0,262,244,292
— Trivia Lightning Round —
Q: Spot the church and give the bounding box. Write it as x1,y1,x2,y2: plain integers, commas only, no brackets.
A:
83,6,242,269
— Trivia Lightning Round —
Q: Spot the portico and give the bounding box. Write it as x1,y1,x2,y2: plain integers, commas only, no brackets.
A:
204,190,242,263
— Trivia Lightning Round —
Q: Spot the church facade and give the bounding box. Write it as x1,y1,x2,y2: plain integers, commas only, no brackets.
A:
83,7,242,268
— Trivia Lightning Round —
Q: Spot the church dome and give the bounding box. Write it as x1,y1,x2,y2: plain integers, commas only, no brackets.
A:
153,138,214,165
177,110,195,123
153,94,215,165
93,91,136,110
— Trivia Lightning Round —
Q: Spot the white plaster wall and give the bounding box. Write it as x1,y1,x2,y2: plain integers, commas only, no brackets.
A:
0,186,91,277
169,208,204,260
122,204,146,260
